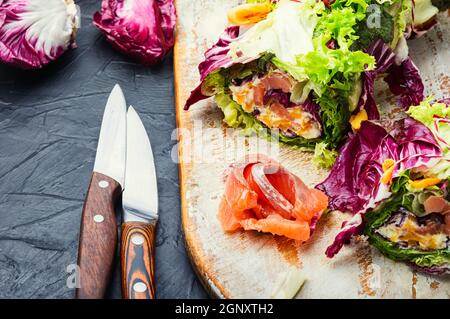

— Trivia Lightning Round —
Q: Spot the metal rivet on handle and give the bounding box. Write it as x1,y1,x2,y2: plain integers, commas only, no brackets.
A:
94,214,104,223
133,282,147,293
98,180,109,188
132,235,145,246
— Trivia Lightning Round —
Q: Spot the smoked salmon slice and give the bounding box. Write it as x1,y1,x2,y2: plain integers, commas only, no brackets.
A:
218,155,328,242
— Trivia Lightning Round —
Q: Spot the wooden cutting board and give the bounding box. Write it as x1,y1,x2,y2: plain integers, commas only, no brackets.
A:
174,0,450,298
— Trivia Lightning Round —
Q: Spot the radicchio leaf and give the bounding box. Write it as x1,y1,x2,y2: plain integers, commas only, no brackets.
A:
184,26,240,110
316,121,396,214
404,18,438,39
301,96,322,125
93,0,176,66
391,117,442,170
357,40,425,118
384,57,425,109
357,40,396,120
264,89,292,108
317,117,442,257
325,213,364,258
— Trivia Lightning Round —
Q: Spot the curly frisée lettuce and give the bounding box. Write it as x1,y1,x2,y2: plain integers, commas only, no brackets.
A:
0,0,80,69
313,142,338,169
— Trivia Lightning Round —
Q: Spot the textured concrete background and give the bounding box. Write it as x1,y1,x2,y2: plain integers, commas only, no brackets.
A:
0,0,207,299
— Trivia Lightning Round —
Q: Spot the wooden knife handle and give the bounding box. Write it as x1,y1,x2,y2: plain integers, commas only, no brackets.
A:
75,172,120,299
120,222,156,299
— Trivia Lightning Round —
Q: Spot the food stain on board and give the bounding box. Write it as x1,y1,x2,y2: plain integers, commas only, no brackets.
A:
274,236,300,266
430,281,440,290
356,243,376,297
440,74,450,95
411,271,417,299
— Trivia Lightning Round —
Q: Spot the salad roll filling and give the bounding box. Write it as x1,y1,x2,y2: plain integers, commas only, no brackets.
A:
376,209,450,251
229,69,322,139
370,171,450,253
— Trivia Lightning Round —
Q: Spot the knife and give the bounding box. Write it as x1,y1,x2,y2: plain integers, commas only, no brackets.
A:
75,85,127,299
120,106,159,299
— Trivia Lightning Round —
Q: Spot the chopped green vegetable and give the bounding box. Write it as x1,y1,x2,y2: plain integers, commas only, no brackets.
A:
312,142,338,169
350,4,395,51
270,267,306,299
392,0,412,48
407,97,450,127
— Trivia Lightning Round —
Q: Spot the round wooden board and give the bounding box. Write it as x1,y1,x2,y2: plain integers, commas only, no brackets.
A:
174,0,450,298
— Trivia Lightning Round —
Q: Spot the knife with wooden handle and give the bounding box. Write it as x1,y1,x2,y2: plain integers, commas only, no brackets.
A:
120,106,159,299
75,85,127,299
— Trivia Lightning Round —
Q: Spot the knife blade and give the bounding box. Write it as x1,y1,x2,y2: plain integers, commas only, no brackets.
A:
75,84,127,299
120,106,158,299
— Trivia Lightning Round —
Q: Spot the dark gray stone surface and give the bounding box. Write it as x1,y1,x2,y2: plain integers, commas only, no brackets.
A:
0,0,207,299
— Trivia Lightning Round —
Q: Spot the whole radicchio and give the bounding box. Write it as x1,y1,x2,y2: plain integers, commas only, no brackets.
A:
316,118,442,257
0,0,80,69
93,0,176,66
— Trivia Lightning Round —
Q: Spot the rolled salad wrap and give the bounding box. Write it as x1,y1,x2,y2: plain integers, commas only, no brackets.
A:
317,98,450,275
184,0,447,167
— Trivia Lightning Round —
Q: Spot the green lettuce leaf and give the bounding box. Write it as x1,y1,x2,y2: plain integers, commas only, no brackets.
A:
313,142,338,169
229,0,324,64
201,71,226,96
401,187,444,217
407,97,450,127
316,90,352,148
392,0,412,48
407,97,450,179
297,45,375,88
316,2,366,51
389,170,446,217
215,93,261,133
